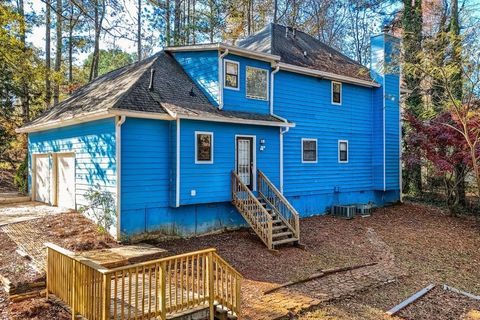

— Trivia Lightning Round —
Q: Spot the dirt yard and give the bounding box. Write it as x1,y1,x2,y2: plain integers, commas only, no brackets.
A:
0,212,117,319
1,202,479,319
152,202,480,319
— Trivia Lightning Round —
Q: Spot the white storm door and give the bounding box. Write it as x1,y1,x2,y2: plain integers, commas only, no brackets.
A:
57,154,76,209
34,155,51,203
236,137,253,189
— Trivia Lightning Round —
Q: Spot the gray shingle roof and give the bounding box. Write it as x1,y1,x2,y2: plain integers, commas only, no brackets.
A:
23,52,286,130
237,23,372,82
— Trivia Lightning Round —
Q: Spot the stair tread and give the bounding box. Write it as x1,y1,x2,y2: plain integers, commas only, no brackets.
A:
272,225,287,231
272,231,293,238
272,237,298,245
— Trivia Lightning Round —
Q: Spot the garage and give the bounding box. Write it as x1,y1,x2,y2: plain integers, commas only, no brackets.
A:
34,154,51,204
55,153,76,209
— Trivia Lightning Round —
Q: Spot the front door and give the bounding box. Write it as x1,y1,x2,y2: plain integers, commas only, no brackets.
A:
236,136,254,189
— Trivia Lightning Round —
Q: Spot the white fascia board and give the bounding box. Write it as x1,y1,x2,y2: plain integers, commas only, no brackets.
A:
165,43,281,63
276,62,381,88
17,110,174,133
178,114,295,128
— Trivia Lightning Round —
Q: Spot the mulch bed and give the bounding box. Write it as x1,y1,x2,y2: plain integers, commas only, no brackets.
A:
8,297,70,320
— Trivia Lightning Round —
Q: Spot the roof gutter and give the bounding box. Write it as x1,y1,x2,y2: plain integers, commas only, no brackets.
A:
165,43,280,63
16,109,174,133
218,49,229,110
275,62,381,88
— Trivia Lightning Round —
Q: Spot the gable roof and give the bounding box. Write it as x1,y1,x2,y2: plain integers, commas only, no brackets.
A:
19,52,289,133
236,23,373,82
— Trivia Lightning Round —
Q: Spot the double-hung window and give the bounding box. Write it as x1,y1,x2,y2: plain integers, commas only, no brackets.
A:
224,60,239,90
338,140,348,163
246,66,268,100
195,132,213,164
332,81,342,105
302,138,317,163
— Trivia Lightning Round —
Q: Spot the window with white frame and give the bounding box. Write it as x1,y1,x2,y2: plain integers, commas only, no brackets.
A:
338,140,348,163
246,66,268,100
302,138,317,163
195,132,213,164
332,81,342,105
224,60,239,89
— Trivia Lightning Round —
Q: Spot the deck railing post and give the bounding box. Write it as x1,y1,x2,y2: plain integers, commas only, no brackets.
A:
102,273,111,320
160,261,167,320
207,252,215,320
71,260,76,320
46,246,50,300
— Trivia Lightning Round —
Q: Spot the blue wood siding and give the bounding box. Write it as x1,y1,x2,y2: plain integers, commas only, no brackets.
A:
28,118,116,208
173,51,219,105
179,119,280,205
119,118,273,238
222,54,271,114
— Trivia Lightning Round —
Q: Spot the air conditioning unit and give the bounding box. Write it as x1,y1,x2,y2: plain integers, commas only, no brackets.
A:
356,204,374,217
332,205,355,219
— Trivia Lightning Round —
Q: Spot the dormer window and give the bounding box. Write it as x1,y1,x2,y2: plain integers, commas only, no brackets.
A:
246,66,268,100
224,60,239,90
332,81,342,105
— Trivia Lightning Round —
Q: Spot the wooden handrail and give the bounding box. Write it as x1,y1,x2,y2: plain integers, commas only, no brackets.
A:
46,245,242,319
257,170,300,240
231,171,273,249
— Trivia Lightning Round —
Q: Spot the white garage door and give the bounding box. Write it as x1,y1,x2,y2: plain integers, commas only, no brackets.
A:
34,155,51,203
57,154,76,209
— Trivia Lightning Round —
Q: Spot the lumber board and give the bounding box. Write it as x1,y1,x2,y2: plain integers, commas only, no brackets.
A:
386,284,435,315
443,284,480,301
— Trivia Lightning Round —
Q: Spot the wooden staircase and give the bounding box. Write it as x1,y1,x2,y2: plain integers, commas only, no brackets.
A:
232,170,301,250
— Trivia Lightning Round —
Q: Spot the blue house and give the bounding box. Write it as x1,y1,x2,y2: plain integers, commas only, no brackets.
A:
19,24,401,249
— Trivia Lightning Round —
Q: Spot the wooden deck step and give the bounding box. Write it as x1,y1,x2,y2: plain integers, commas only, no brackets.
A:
272,225,287,231
272,231,292,238
272,237,299,247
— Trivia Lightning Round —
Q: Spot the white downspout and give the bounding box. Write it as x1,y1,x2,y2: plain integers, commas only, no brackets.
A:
115,115,126,240
270,63,289,193
218,49,229,110
176,118,181,207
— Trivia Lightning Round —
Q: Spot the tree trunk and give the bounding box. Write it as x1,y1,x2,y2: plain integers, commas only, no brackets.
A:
68,3,73,93
137,0,141,61
273,0,278,23
166,0,171,46
45,0,52,107
89,0,103,81
17,0,29,122
54,0,62,105
173,0,181,45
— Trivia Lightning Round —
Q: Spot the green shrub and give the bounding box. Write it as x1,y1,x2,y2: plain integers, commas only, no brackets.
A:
80,184,116,233
14,156,28,194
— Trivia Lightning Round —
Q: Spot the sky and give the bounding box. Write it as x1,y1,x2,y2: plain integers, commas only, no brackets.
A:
26,0,480,66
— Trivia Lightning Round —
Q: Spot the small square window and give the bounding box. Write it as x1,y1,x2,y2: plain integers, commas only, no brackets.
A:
338,140,348,163
196,132,213,164
302,139,317,163
246,66,268,100
224,60,239,89
332,81,342,105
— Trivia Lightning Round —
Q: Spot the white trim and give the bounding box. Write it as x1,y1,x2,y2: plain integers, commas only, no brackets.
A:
195,131,214,164
301,138,318,163
176,119,181,207
245,66,269,101
338,140,349,163
165,43,281,62
115,115,126,240
279,128,283,193
223,59,240,91
17,109,173,133
331,81,342,106
234,135,257,191
177,114,294,127
218,49,229,110
275,62,381,88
